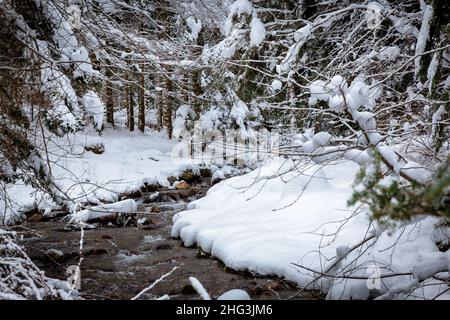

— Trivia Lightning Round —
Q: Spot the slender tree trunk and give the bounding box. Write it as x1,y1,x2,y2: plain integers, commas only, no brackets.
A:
128,79,135,132
162,73,173,139
193,70,202,117
106,66,114,126
288,73,296,137
154,73,163,130
138,70,145,133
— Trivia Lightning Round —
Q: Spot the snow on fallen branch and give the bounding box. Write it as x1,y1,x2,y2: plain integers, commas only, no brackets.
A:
69,199,138,224
131,266,180,300
189,277,212,300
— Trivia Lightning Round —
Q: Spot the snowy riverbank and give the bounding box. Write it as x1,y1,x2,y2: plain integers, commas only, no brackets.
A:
172,158,450,300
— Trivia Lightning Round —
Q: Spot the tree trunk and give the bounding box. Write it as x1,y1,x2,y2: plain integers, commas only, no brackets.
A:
154,73,163,130
287,74,297,137
128,81,135,132
162,74,173,139
106,66,114,126
138,70,145,133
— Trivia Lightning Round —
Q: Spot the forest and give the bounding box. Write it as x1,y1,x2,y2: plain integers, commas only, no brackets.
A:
0,0,449,301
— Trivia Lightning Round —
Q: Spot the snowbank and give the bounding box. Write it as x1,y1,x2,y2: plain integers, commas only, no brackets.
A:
172,158,450,299
1,128,205,225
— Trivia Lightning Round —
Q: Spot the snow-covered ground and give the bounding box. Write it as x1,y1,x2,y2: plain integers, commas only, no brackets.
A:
1,128,198,224
172,158,450,300
2,128,449,300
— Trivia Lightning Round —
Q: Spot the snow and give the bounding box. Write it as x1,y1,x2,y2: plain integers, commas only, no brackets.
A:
312,132,332,147
250,14,266,47
326,75,346,95
353,111,377,131
37,0,99,78
173,105,196,135
230,99,249,137
376,46,400,61
328,95,345,113
308,77,380,113
222,45,236,59
1,128,213,225
228,0,253,18
0,183,36,225
186,17,202,42
217,289,251,300
172,158,450,299
432,105,446,137
82,91,106,129
189,277,211,300
39,42,81,130
200,108,221,130
427,52,439,93
225,0,253,36
415,5,433,77
278,24,312,74
270,79,283,92
308,80,328,102
294,24,312,43
70,199,137,223
445,75,450,89
0,229,79,300
172,159,366,286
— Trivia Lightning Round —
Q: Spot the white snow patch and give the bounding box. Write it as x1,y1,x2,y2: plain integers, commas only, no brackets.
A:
217,289,251,300
186,17,202,42
82,91,106,129
415,5,433,77
270,79,283,92
171,158,450,299
69,199,137,223
250,14,266,47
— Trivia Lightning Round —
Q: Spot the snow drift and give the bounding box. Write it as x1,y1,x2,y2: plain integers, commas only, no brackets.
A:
172,158,450,299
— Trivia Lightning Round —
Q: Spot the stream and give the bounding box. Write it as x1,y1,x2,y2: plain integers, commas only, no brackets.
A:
13,177,323,300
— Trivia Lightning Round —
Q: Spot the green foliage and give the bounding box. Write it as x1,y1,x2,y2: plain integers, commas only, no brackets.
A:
349,154,450,225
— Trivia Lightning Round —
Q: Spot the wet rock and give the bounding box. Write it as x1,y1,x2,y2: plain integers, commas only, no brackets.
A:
116,214,137,227
85,248,108,256
264,280,283,291
121,189,142,199
149,217,163,225
177,187,201,201
155,243,173,250
175,180,190,190
150,206,162,214
199,167,212,178
156,203,187,212
140,182,163,192
45,248,64,261
85,143,105,154
167,176,178,185
179,170,201,183
28,213,44,222
437,241,450,252
211,172,226,185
